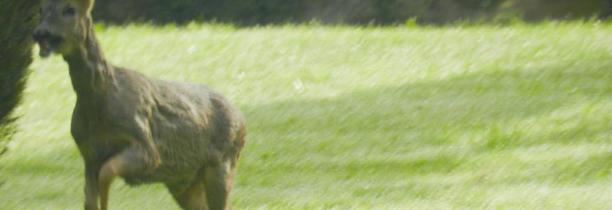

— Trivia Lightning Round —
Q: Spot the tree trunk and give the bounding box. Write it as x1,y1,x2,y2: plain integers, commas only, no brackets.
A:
0,0,41,155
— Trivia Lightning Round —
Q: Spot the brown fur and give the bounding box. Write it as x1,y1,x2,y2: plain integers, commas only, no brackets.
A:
33,0,246,209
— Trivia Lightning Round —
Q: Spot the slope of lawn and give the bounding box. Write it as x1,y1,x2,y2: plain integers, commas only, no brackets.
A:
2,22,612,209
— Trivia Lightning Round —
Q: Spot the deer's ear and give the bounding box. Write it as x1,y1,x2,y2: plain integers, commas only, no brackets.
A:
82,0,94,14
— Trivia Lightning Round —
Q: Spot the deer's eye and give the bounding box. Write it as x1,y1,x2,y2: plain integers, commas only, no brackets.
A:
62,6,75,16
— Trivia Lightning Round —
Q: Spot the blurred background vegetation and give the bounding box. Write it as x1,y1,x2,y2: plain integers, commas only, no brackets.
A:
92,0,612,25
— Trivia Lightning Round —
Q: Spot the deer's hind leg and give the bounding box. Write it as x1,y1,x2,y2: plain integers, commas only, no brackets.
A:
202,160,238,210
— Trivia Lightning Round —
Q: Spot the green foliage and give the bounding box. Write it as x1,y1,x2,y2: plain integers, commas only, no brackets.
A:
0,0,40,155
3,22,612,209
93,0,304,24
92,0,611,25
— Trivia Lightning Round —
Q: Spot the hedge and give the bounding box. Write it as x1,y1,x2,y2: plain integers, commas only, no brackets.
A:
93,0,611,25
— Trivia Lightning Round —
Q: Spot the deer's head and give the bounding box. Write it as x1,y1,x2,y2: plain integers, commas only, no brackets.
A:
33,0,94,58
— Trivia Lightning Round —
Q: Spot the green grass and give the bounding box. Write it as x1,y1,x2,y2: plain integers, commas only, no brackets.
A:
2,22,612,209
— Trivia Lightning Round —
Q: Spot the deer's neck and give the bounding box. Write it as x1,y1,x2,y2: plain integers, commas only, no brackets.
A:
63,20,114,99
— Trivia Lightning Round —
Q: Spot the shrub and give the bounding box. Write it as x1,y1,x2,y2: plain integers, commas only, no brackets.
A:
0,0,40,155
92,0,609,25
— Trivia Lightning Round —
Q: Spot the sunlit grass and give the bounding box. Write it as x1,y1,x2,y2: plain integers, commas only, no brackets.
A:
2,22,612,209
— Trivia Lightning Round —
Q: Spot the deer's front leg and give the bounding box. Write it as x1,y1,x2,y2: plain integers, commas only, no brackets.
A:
75,138,102,210
84,162,100,210
123,116,161,168
98,145,156,210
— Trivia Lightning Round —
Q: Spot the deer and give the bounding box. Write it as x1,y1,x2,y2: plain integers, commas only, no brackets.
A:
32,0,246,209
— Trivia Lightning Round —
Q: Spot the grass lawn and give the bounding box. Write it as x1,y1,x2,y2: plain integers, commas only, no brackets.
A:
2,22,612,209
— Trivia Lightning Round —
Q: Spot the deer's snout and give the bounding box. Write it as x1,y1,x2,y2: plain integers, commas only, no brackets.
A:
32,28,50,43
33,25,64,42
32,26,65,57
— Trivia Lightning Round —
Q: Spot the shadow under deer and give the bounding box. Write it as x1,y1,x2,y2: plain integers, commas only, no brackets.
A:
32,0,246,209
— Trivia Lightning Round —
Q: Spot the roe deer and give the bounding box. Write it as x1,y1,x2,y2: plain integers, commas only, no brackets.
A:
32,0,246,209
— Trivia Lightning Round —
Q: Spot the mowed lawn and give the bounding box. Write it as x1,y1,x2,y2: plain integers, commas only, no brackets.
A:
2,22,612,209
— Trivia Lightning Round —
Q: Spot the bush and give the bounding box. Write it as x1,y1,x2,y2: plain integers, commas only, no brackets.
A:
509,0,610,21
92,0,610,25
0,0,40,154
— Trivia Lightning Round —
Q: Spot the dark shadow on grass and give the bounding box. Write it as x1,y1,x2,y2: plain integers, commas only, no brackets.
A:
240,59,612,183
